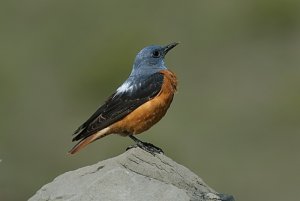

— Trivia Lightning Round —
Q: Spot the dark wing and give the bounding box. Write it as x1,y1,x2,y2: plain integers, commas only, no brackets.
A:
72,72,164,142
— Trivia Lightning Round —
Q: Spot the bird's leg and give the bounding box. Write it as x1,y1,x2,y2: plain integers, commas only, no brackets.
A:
127,135,164,155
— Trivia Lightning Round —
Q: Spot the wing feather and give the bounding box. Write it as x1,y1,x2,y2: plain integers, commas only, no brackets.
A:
72,72,164,141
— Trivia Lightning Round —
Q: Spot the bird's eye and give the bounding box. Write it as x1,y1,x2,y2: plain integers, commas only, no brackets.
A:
152,50,160,58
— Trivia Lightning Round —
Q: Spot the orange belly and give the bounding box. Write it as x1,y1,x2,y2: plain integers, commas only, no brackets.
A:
109,70,177,135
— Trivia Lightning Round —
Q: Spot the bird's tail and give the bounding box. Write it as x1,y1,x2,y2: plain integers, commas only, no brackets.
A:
68,127,110,155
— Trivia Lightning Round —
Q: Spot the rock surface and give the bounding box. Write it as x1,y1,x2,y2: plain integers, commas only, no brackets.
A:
29,147,234,201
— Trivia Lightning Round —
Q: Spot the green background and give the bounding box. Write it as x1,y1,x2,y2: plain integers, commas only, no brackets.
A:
1,1,300,200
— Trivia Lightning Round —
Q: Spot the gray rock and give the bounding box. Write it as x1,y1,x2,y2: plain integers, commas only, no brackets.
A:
29,147,234,201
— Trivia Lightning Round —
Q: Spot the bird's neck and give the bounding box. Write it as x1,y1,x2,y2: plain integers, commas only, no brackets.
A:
130,65,167,78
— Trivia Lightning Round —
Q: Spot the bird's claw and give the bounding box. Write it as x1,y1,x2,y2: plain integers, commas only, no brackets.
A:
126,142,164,155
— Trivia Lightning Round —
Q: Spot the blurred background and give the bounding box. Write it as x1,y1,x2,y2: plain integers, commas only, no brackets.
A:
1,0,300,200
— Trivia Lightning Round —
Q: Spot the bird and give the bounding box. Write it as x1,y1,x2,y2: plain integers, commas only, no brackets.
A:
69,42,179,155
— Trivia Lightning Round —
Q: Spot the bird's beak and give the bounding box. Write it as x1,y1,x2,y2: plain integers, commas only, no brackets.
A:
163,42,179,55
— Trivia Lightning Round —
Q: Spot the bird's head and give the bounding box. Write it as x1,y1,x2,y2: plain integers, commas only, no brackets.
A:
130,42,179,77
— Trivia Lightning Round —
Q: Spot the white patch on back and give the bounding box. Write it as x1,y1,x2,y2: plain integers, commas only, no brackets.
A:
116,81,134,94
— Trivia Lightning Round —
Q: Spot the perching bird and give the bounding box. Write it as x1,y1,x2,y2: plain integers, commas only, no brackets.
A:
69,43,178,155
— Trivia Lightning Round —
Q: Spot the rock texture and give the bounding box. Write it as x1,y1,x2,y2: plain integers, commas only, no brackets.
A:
29,147,234,201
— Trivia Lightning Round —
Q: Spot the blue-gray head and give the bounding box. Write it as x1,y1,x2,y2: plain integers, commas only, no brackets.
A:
130,42,179,77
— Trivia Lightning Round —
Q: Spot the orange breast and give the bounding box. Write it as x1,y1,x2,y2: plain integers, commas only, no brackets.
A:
110,70,177,135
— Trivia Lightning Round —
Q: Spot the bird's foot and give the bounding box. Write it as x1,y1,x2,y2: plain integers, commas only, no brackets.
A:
136,141,164,155
127,135,164,155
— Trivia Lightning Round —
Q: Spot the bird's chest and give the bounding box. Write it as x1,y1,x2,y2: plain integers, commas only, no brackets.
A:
129,92,174,134
111,70,177,135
